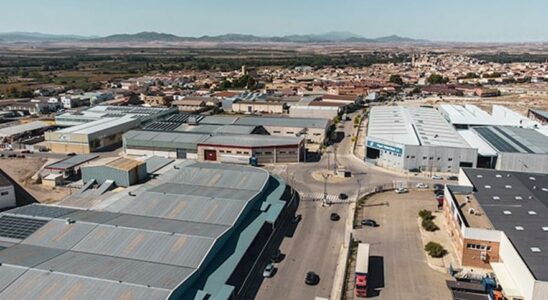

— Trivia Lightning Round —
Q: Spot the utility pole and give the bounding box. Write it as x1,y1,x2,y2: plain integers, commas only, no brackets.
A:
321,173,330,207
333,144,338,172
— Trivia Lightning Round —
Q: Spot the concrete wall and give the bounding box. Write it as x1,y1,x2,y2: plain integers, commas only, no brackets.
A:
196,145,300,164
0,185,16,210
265,125,326,144
232,103,284,114
496,152,548,173
289,106,339,119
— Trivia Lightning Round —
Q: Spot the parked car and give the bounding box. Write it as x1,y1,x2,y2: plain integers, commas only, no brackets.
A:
38,148,49,152
7,154,16,158
338,193,348,200
330,213,340,221
263,263,275,278
270,249,283,263
448,176,458,181
433,183,444,190
361,219,378,227
395,187,409,194
67,152,77,156
305,271,320,285
431,175,443,180
17,155,25,158
291,214,302,224
21,150,33,154
416,183,428,189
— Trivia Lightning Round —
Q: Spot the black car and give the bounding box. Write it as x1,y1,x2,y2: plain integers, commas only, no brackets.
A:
448,176,458,181
305,271,320,285
433,183,444,190
361,219,378,227
7,154,16,158
291,214,302,224
330,213,340,221
270,249,283,263
67,152,77,156
338,193,348,200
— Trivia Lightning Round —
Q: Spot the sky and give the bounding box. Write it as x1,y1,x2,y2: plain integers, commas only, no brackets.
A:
1,0,548,42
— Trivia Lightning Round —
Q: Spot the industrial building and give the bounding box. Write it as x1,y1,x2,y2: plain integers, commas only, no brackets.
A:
200,115,330,145
0,121,51,145
443,168,548,300
45,116,139,153
55,105,176,127
123,130,304,164
197,135,304,164
365,106,477,173
81,157,148,187
439,104,540,129
459,126,548,173
0,172,15,210
0,160,295,300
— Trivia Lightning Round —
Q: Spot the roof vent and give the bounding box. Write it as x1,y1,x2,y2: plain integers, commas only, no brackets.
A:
542,227,548,231
507,174,511,177
531,247,542,253
128,192,136,197
496,174,502,178
505,185,512,189
476,175,483,178
530,177,536,181
66,219,75,224
485,185,491,189
515,196,523,200
515,226,524,231
542,188,548,192
493,196,500,200
503,210,512,215
529,211,537,215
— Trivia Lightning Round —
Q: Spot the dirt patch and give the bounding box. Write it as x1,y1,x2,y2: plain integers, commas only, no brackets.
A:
0,157,70,204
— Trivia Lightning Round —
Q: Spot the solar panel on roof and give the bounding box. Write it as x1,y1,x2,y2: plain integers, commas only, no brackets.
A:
8,204,76,219
0,216,48,240
475,127,519,153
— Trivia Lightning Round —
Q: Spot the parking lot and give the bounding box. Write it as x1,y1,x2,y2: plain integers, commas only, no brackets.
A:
351,190,452,300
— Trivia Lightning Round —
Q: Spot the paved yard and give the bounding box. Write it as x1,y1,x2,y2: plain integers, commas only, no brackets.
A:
352,190,452,300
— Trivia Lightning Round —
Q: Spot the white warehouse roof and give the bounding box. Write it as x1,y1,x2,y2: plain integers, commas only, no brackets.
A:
439,104,513,127
368,106,472,148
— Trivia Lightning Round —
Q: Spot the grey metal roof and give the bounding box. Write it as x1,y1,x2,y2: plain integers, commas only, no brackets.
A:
175,124,258,135
123,130,209,150
200,115,330,129
473,126,548,154
200,134,302,148
462,168,548,281
0,121,49,137
0,270,171,300
145,156,174,174
45,154,99,171
0,162,271,300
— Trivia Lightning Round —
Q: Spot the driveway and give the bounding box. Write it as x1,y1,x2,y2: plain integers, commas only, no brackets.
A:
352,191,452,300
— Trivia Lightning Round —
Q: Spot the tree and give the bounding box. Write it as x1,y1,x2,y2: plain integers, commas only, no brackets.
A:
425,242,447,258
427,74,449,84
389,74,404,85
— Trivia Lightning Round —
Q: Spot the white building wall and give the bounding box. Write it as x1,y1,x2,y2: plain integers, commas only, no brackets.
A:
0,185,16,210
499,233,535,300
496,152,548,173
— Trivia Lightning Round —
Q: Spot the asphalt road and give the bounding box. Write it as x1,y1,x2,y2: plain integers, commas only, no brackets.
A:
353,191,452,300
256,113,453,300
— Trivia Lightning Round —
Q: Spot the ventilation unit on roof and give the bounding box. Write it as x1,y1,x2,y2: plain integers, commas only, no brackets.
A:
496,174,502,178
66,219,75,224
531,247,542,253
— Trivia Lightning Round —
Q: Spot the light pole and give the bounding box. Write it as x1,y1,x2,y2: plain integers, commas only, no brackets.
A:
322,173,330,207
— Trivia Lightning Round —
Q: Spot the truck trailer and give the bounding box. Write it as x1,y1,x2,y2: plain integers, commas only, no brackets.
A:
355,243,370,298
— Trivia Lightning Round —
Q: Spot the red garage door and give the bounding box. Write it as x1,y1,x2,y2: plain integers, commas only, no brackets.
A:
204,149,217,161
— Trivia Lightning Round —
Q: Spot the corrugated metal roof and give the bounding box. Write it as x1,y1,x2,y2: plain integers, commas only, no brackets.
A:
45,154,99,171
145,156,174,174
0,121,49,137
0,270,171,300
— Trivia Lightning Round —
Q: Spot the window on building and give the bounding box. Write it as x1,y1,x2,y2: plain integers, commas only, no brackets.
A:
0,191,8,196
448,158,453,161
219,150,225,153
265,152,273,155
273,131,281,133
236,151,242,154
422,156,427,160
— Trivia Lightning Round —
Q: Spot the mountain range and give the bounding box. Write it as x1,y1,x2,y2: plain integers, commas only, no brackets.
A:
0,31,428,44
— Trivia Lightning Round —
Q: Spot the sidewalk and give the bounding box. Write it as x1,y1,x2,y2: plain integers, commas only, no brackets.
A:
418,210,459,273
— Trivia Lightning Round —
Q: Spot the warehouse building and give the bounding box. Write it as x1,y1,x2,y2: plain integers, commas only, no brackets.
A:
55,105,176,127
0,121,51,144
440,104,540,129
0,160,295,300
123,130,303,164
81,157,148,187
443,168,548,300
200,115,330,145
45,116,139,154
458,126,548,173
197,135,304,164
0,172,15,210
365,106,477,173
